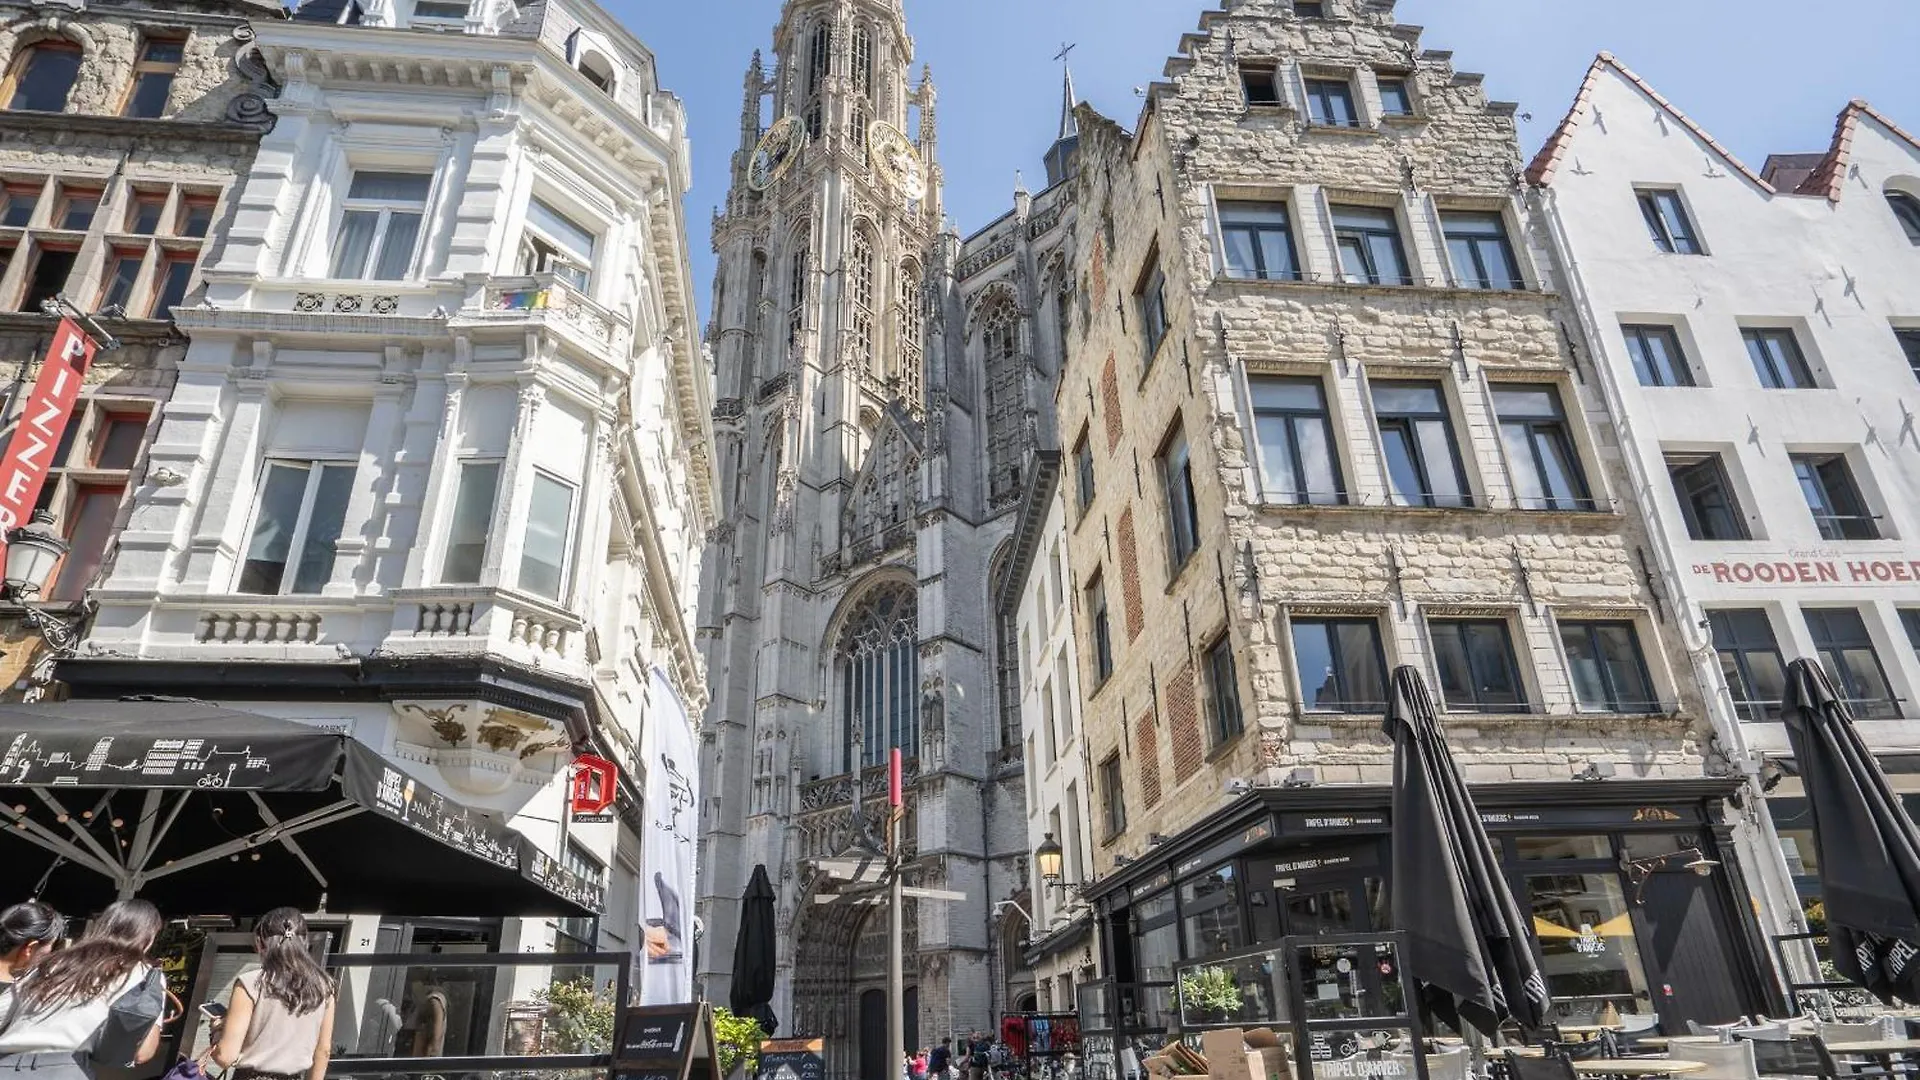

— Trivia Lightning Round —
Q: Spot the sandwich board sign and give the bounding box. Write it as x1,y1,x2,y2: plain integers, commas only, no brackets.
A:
616,1002,719,1080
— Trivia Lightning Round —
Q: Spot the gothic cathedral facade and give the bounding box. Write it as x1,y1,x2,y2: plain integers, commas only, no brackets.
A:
695,0,1077,1073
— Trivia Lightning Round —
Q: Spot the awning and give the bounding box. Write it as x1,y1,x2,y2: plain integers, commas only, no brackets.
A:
0,702,602,917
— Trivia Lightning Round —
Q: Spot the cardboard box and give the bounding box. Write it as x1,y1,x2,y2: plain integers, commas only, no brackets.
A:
1246,1046,1293,1080
1203,1030,1250,1080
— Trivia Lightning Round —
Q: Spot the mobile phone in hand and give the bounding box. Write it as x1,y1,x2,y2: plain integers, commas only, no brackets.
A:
199,1003,227,1021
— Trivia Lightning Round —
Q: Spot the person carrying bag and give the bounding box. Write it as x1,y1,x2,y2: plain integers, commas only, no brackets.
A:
0,900,170,1080
207,909,336,1080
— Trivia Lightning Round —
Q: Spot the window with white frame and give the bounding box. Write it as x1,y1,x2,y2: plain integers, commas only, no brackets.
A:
329,171,430,281
520,197,596,292
239,460,357,595
440,460,502,584
518,470,576,601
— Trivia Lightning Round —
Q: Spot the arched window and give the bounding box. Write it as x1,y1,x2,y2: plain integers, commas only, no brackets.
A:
851,24,873,100
806,23,830,94
990,552,1019,749
1889,190,1920,246
897,260,923,398
1053,273,1073,370
787,227,810,350
837,582,919,772
850,229,876,372
3,40,81,113
578,51,615,96
982,303,1025,502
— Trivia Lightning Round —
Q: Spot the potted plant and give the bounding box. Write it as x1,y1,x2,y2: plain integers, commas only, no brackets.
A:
1179,965,1244,1025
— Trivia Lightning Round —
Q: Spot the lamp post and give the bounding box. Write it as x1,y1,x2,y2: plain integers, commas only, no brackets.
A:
1035,833,1064,888
4,509,81,654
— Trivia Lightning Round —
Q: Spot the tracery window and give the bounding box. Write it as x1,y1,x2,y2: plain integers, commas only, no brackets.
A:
897,260,923,398
838,583,920,772
983,303,1025,503
850,229,876,372
787,227,809,350
851,24,873,99
805,22,830,138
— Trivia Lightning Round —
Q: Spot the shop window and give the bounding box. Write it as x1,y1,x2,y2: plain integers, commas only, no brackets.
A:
1743,327,1816,390
1638,188,1702,254
836,583,919,772
20,245,75,312
124,191,166,235
1291,617,1387,714
553,841,605,982
1240,65,1281,108
1525,871,1654,1023
1098,753,1126,839
53,186,97,231
1218,201,1300,281
1515,836,1612,861
1805,608,1901,720
329,170,431,281
519,196,597,292
239,460,357,595
3,42,81,113
1087,570,1113,685
1887,191,1920,245
1666,453,1749,542
1205,636,1243,745
1159,421,1201,569
1791,452,1877,541
1708,610,1786,723
1430,618,1527,714
36,401,151,602
1179,864,1244,960
1371,380,1469,508
122,37,184,119
519,471,576,601
1559,620,1658,714
1376,76,1413,117
1493,384,1594,511
1331,204,1410,286
1,182,39,227
1133,892,1178,982
1441,211,1523,289
1136,248,1169,365
440,460,501,583
1622,324,1693,387
1249,375,1344,505
1304,78,1358,128
1073,428,1094,515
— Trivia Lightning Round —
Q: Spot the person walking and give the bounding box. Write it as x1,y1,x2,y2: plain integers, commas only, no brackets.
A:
968,1031,991,1080
0,903,65,989
0,898,169,1080
208,908,337,1080
929,1036,952,1080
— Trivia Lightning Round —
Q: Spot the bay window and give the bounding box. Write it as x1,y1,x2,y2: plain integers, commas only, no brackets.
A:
441,461,502,584
518,471,576,601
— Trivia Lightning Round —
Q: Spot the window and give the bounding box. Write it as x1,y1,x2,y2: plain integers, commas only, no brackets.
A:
1073,431,1095,514
899,261,924,396
177,197,216,239
1637,189,1701,254
149,255,194,318
519,471,576,600
837,583,919,771
124,192,165,235
1304,78,1358,128
1621,324,1693,387
1666,453,1749,541
98,249,141,311
1709,610,1785,723
1903,610,1920,661
1292,1,1325,15
848,230,874,371
53,187,97,231
1136,253,1169,362
553,841,604,980
239,461,356,595
33,401,151,603
1806,609,1900,720
1371,381,1468,508
850,24,873,99
414,0,470,17
1160,424,1200,568
1742,328,1815,389
1218,201,1299,281
1431,619,1526,713
329,170,430,281
576,52,614,94
1791,453,1877,541
786,228,809,348
1291,618,1387,714
1560,621,1657,714
1897,329,1920,383
520,197,596,292
1331,205,1410,285
20,245,75,312
1,183,39,228
1888,191,1920,245
1240,65,1281,107
1441,211,1522,289
1376,77,1413,117
1087,571,1113,685
122,38,183,119
1493,384,1592,511
3,42,81,113
1098,753,1126,839
441,461,501,583
1250,376,1343,505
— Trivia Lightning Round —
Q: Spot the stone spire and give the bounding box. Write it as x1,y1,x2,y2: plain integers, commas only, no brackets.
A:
1043,54,1081,187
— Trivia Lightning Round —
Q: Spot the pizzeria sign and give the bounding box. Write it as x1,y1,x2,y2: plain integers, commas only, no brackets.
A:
1691,556,1920,587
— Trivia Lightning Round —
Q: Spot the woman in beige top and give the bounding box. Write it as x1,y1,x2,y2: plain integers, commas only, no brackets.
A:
210,909,336,1080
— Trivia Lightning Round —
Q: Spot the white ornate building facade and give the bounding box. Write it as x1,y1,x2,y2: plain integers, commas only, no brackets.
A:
692,0,1077,1071
58,0,712,1004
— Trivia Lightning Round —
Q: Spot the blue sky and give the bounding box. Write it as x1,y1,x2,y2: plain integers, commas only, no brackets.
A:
608,0,1920,323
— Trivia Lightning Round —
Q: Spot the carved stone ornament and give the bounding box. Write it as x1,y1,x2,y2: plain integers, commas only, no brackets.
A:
476,720,530,753
403,703,472,746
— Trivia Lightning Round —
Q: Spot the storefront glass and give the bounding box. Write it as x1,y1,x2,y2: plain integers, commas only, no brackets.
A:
1135,893,1179,983
1180,864,1245,959
1525,872,1652,1021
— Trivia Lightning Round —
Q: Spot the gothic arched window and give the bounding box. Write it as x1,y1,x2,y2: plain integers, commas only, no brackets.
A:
787,227,810,349
807,23,829,94
897,260,923,399
850,229,876,372
838,582,919,772
982,302,1025,503
1053,273,1073,369
989,550,1019,749
851,24,873,99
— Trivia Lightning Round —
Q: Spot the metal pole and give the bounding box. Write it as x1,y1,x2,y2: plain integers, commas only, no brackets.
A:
889,749,905,1080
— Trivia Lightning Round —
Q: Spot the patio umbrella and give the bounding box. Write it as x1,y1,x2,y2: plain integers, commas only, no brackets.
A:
1384,665,1551,1036
730,863,780,1034
1781,657,1920,1003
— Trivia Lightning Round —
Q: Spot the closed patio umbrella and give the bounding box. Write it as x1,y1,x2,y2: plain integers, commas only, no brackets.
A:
1385,665,1551,1036
1781,657,1920,1003
730,863,780,1034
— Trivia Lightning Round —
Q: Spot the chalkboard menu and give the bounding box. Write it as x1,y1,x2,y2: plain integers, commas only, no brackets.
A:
616,1003,718,1080
758,1037,826,1080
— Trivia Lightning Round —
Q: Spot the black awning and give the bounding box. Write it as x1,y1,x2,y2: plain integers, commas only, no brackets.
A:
0,702,602,918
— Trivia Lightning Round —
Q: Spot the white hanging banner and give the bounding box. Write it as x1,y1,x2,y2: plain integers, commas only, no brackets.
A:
640,666,698,1004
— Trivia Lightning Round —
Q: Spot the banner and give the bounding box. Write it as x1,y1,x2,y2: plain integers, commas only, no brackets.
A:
640,666,698,1004
0,318,98,535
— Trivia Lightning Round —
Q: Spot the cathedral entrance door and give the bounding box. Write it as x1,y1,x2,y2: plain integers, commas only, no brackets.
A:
860,990,887,1080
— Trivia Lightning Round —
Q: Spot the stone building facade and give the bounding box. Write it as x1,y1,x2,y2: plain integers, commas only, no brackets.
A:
0,0,273,694
692,0,1077,1069
1051,0,1775,1052
57,0,712,1007
1528,56,1920,961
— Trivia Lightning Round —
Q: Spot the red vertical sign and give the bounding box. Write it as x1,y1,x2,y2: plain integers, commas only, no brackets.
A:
889,747,902,808
570,753,618,819
0,318,97,535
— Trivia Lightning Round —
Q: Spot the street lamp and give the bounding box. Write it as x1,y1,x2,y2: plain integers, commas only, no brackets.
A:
4,510,80,653
1035,833,1081,898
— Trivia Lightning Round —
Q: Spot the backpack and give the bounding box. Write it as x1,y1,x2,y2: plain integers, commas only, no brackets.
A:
970,1049,989,1069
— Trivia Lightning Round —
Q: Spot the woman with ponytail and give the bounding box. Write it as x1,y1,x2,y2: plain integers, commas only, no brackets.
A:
0,902,65,987
209,908,335,1080
0,899,168,1080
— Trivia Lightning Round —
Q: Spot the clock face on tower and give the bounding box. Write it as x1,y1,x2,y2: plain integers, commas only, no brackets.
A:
867,120,925,202
748,116,807,192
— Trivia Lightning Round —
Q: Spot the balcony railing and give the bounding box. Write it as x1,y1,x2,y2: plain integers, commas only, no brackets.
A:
467,273,629,357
